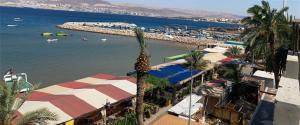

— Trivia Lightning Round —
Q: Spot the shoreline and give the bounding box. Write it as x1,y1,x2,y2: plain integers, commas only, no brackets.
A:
57,22,220,48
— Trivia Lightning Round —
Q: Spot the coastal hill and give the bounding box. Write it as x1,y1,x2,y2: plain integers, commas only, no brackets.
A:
0,0,243,19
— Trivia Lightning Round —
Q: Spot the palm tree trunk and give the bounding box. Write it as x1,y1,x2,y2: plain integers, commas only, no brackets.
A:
298,52,300,90
269,37,280,88
272,59,281,88
136,72,146,125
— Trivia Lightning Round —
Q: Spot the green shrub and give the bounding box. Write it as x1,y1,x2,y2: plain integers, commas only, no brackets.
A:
114,112,136,125
145,75,168,88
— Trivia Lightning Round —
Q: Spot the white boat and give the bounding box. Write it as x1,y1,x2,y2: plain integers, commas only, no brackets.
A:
82,37,88,41
14,17,21,20
14,17,23,21
3,69,33,92
7,24,17,27
165,35,174,39
47,38,58,42
101,38,107,42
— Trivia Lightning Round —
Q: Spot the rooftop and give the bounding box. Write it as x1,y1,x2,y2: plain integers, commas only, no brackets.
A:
273,77,300,125
168,94,203,118
17,73,137,124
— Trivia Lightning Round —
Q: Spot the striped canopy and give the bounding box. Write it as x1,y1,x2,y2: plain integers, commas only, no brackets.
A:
17,74,136,124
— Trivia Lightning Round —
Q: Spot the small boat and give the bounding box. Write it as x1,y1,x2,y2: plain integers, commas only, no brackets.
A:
82,37,88,41
165,35,174,39
47,39,58,42
56,32,68,36
14,17,23,22
7,24,17,27
101,38,107,42
3,69,33,92
41,32,53,36
14,19,23,22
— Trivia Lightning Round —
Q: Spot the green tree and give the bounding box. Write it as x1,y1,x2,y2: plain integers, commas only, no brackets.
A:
134,28,150,125
185,51,208,70
184,50,208,125
145,76,168,89
228,46,243,58
0,81,57,125
242,0,291,88
219,64,243,84
114,112,136,125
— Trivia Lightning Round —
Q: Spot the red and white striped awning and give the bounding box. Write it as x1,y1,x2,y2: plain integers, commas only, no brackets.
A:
17,74,136,124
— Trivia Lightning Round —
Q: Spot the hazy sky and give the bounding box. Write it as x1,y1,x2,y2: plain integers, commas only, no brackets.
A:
107,0,300,18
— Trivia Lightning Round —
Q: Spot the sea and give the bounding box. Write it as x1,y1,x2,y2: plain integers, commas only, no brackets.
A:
0,6,239,87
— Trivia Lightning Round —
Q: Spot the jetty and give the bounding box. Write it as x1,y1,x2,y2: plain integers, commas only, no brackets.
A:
57,22,218,47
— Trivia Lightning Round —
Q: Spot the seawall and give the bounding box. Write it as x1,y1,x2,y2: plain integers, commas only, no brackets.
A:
57,22,218,47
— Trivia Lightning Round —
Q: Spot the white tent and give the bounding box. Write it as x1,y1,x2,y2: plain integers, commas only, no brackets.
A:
203,46,228,53
253,70,274,79
253,70,275,88
168,94,203,117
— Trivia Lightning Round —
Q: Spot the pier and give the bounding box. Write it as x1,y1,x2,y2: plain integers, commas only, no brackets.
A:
57,22,219,47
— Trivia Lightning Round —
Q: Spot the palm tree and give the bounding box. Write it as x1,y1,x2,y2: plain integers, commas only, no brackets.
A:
185,51,208,71
219,64,243,84
184,51,208,125
228,46,243,58
0,81,57,125
134,28,150,125
242,0,291,88
218,64,245,102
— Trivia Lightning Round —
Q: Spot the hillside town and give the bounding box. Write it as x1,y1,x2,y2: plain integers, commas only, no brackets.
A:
0,0,242,23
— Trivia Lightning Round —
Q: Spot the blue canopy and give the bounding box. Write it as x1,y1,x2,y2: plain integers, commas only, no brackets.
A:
148,64,201,85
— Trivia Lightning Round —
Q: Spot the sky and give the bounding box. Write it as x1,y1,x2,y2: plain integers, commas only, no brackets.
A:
107,0,300,18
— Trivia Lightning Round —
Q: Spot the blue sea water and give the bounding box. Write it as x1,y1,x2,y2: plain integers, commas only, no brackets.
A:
0,7,238,87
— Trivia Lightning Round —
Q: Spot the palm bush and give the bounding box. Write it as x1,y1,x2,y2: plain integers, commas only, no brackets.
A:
228,46,243,58
0,81,57,125
145,76,168,89
218,64,243,84
114,112,136,125
185,51,208,70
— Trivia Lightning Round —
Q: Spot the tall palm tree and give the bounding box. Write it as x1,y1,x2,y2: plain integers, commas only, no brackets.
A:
0,81,57,125
134,28,150,125
242,0,291,88
184,51,208,125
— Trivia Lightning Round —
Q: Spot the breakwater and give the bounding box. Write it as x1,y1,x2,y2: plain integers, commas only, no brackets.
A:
57,22,218,47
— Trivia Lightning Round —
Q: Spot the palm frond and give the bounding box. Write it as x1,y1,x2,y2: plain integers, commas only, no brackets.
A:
219,64,244,83
185,51,208,70
16,108,58,125
0,81,57,125
134,28,147,54
228,46,242,58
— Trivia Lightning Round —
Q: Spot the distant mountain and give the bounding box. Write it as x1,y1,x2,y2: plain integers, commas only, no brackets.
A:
0,0,243,19
23,0,111,5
